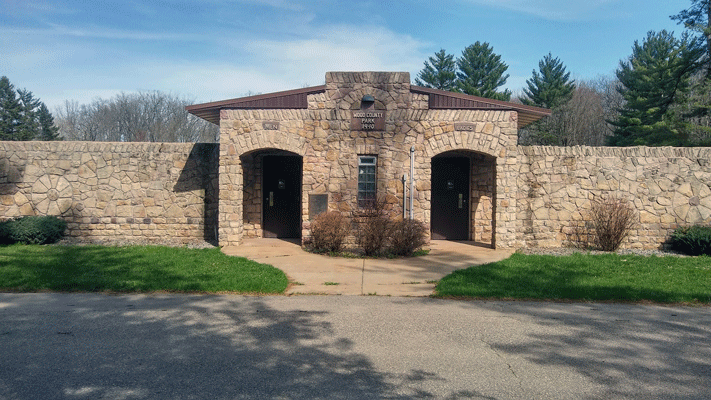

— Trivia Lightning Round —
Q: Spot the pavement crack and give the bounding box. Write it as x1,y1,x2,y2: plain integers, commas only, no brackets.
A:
478,336,525,394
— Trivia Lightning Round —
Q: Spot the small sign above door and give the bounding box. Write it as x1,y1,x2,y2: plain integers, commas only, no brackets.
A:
454,122,476,131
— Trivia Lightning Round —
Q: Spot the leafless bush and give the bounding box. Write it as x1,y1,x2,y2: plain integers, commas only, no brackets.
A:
590,195,637,251
567,220,595,249
389,218,428,256
352,198,392,256
308,211,349,253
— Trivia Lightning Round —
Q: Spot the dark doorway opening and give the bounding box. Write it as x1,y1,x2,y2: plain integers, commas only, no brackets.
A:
431,156,470,240
263,155,302,238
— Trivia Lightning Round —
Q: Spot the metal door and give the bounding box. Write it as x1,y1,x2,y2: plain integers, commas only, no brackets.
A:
431,157,469,240
263,155,301,238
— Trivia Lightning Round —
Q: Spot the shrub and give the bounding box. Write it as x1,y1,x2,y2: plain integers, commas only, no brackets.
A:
0,220,11,244
590,195,637,251
1,216,67,245
308,211,349,253
389,218,428,256
352,198,392,256
669,225,711,256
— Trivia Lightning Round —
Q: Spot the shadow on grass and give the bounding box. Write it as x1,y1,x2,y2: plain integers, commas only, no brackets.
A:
0,294,489,399
0,245,288,293
435,253,711,303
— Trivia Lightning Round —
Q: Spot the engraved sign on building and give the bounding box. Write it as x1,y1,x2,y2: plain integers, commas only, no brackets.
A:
351,111,385,131
454,122,476,132
262,121,280,130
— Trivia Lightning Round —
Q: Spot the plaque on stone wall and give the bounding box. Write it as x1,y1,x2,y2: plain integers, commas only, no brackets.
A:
454,122,476,131
262,121,280,130
309,194,328,219
351,111,385,131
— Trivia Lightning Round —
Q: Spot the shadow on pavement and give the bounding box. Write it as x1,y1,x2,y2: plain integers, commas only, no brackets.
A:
0,294,492,399
466,301,711,400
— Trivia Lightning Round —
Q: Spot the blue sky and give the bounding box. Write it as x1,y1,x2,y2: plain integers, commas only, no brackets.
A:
0,0,693,111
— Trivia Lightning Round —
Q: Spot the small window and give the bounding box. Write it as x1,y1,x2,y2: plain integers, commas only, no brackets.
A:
358,156,377,208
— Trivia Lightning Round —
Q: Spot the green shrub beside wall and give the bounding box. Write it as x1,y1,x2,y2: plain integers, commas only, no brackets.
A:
0,216,67,245
669,225,711,256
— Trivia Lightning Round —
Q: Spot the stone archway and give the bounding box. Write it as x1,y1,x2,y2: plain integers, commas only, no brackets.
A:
240,148,303,239
430,150,496,247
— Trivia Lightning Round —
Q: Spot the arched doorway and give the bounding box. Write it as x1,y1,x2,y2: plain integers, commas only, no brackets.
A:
431,154,470,240
430,150,496,246
241,149,302,239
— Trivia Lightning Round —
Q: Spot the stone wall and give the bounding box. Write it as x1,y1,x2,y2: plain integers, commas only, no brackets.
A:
0,141,218,245
517,146,711,249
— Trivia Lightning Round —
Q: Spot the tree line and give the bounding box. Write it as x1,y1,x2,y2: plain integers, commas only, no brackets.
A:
56,92,218,143
416,0,711,147
0,77,217,143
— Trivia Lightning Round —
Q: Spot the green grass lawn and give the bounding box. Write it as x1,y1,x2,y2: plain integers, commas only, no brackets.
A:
434,253,711,304
0,245,288,294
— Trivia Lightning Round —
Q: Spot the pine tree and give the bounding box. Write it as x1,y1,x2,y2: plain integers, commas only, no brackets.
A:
456,42,511,101
0,76,60,141
518,53,577,145
17,88,40,141
415,49,458,91
520,53,575,109
38,103,61,141
671,0,711,76
0,76,22,141
608,30,704,146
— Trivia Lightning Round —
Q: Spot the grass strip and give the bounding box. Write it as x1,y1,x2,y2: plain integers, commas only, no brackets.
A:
0,245,288,294
434,253,711,304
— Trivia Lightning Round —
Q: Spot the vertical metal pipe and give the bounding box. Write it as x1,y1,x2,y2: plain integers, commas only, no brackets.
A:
402,174,407,219
409,146,415,220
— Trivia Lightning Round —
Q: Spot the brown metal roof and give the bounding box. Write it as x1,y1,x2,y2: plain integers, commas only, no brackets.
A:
410,86,551,128
186,86,326,125
186,83,550,128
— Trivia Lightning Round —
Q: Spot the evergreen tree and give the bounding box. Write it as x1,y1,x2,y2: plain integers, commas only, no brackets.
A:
520,53,575,108
415,49,458,91
608,30,704,146
0,76,22,141
519,53,576,146
17,88,40,141
456,42,511,101
0,76,60,141
671,0,711,76
38,103,61,141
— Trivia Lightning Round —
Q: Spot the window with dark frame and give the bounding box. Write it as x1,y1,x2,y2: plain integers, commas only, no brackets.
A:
358,156,377,208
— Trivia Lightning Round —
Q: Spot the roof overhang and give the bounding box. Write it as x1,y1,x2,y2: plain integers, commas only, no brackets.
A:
186,86,326,125
186,84,551,128
410,86,551,128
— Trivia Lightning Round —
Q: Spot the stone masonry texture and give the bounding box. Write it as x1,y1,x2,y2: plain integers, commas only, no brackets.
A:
517,146,711,249
0,141,218,245
218,72,518,248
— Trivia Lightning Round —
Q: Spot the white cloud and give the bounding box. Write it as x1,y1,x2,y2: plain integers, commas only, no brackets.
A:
153,24,430,104
0,24,204,42
461,0,620,21
242,25,428,84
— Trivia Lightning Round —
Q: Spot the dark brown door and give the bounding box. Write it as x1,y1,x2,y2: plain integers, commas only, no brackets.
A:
263,155,301,238
431,157,469,240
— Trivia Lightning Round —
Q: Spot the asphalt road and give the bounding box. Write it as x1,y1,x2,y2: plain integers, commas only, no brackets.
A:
1,293,710,399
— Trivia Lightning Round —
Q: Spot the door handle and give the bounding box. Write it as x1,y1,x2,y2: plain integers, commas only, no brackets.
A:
458,193,463,209
269,191,274,207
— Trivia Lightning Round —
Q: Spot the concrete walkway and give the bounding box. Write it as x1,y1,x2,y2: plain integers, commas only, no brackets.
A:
222,239,514,296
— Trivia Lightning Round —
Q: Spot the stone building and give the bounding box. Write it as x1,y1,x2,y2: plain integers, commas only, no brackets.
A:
2,71,709,249
187,71,551,248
